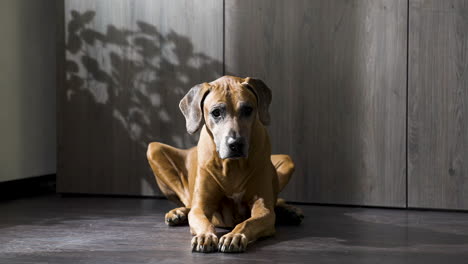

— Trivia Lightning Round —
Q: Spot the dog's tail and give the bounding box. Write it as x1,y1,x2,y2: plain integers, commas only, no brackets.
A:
275,198,304,225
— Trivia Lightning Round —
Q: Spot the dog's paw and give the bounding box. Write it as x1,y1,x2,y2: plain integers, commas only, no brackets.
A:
165,207,189,226
191,233,218,253
218,233,248,253
275,202,304,225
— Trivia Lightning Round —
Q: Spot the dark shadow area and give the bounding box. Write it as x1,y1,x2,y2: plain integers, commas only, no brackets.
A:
59,10,222,195
0,175,56,201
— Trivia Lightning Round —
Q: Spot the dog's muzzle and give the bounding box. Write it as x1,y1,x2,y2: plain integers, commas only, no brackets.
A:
223,137,247,159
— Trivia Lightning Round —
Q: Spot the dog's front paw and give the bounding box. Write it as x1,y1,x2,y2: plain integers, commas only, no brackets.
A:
165,207,189,226
191,233,218,253
218,233,248,253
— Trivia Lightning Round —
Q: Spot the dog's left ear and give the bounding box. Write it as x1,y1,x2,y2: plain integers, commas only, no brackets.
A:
179,83,211,134
242,77,272,125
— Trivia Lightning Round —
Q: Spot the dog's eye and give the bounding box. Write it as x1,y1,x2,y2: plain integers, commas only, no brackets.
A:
211,109,221,118
241,106,253,117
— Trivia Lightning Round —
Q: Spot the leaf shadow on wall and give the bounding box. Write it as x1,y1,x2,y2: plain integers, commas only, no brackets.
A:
62,10,222,195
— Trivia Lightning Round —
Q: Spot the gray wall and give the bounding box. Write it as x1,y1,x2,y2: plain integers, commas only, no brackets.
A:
0,0,56,182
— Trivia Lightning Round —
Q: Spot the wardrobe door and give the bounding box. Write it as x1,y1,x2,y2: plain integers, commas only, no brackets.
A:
57,0,223,195
408,0,468,210
226,0,407,206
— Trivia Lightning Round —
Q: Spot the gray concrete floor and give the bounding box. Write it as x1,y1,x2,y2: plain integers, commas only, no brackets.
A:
1,195,468,263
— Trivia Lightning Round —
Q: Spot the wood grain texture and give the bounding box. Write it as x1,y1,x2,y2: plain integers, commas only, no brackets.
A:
408,0,468,210
57,0,223,196
225,0,407,206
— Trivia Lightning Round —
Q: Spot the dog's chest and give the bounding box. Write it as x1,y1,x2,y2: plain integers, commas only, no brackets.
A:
217,161,255,192
226,190,249,221
227,190,245,205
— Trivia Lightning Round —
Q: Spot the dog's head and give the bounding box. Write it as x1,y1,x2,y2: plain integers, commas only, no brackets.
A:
179,76,272,159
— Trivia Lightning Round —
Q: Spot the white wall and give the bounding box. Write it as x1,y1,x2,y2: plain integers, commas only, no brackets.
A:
0,0,56,182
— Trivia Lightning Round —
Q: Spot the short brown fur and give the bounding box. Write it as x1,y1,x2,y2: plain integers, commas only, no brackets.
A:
147,76,301,253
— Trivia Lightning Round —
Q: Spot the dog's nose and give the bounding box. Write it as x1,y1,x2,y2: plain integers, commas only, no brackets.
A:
227,137,244,153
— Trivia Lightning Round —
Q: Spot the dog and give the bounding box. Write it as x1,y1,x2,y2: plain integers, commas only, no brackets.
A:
147,76,303,253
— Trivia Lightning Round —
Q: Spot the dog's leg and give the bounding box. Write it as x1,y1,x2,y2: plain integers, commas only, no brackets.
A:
275,198,304,225
218,197,276,253
188,174,224,253
271,154,295,192
147,142,192,224
271,155,303,225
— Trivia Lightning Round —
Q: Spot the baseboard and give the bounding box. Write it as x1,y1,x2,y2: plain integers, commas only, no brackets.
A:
0,174,56,200
59,192,166,200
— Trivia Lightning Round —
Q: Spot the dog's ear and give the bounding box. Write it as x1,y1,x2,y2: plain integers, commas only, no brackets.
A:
242,77,272,125
179,83,211,134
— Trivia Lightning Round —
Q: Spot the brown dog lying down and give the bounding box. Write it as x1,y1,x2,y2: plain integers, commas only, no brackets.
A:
147,76,303,253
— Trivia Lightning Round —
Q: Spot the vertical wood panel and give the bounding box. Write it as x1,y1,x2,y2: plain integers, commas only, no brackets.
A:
226,0,407,206
58,0,223,196
409,0,468,210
